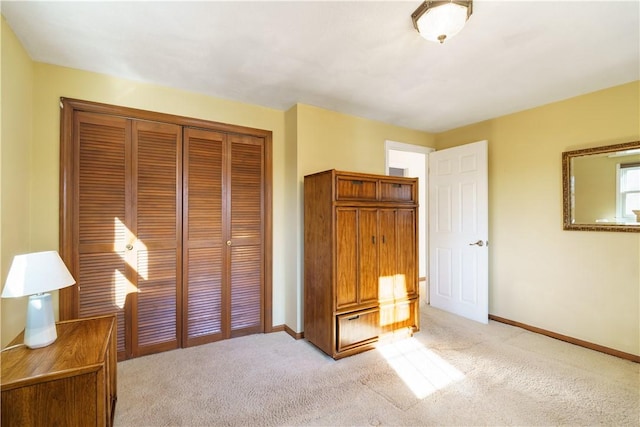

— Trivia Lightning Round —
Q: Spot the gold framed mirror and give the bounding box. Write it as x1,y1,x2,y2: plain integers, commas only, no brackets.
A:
563,140,640,232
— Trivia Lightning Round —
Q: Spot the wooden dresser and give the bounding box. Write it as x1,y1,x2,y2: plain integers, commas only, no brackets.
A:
304,169,419,359
1,315,117,427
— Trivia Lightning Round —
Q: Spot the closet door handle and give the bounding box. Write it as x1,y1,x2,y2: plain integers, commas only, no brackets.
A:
226,240,232,246
372,236,376,244
125,244,133,251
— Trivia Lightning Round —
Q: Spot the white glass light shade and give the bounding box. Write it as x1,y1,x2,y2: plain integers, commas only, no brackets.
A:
2,251,75,298
2,251,76,348
412,1,472,44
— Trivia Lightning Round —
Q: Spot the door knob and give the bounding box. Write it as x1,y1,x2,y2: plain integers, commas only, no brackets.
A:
469,240,484,247
125,243,133,251
226,240,232,246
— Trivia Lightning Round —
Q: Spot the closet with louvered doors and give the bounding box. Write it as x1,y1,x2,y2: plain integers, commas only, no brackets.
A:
59,98,272,361
183,128,265,346
66,111,182,360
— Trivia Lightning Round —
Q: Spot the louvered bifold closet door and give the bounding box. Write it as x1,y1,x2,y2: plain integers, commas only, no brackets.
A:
74,114,181,360
228,134,265,337
131,121,182,357
183,128,225,346
75,112,130,360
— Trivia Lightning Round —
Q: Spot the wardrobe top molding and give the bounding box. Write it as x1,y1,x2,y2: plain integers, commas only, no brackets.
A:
59,97,273,138
305,169,418,206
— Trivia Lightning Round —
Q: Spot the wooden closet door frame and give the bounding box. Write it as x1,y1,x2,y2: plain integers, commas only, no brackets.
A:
59,98,273,337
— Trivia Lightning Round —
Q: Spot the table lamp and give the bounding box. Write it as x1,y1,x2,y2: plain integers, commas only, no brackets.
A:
1,251,76,348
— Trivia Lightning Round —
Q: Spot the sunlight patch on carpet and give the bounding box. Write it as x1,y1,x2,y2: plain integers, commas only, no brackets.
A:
377,337,465,399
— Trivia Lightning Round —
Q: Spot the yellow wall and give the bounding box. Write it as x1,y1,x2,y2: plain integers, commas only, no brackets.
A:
1,17,34,347
284,105,300,331
297,103,434,177
435,81,640,356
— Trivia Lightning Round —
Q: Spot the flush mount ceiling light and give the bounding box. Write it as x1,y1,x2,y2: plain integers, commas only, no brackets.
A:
411,1,473,44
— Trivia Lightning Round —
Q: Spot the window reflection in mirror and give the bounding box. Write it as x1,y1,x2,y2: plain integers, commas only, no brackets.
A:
563,141,640,232
619,163,640,221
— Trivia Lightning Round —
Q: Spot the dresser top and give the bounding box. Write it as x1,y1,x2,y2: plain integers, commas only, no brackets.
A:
1,315,116,390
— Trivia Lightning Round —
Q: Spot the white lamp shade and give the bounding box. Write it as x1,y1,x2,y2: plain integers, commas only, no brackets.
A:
415,2,471,43
2,251,76,298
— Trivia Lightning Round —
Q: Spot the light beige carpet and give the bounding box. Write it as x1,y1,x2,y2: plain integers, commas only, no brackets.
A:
114,305,639,426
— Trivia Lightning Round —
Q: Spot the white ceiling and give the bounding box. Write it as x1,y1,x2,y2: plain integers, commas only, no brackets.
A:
2,1,639,133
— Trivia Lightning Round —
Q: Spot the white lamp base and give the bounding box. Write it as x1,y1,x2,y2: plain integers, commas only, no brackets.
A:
24,293,57,349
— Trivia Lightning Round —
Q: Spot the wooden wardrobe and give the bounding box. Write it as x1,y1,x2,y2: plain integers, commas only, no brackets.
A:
304,170,419,359
59,98,272,360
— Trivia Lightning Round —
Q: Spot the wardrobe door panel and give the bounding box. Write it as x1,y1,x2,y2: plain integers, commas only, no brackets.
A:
396,209,417,299
378,209,397,303
76,112,130,359
358,209,378,305
131,121,182,356
183,128,225,345
336,208,358,309
228,135,264,335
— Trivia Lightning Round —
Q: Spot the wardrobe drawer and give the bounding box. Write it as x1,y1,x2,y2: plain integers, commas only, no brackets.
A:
337,308,380,351
336,176,377,201
380,180,415,203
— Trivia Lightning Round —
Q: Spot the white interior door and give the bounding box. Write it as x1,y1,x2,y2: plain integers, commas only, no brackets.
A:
428,140,488,323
